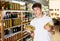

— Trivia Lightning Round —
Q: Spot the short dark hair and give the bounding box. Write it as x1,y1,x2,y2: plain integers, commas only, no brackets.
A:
32,3,42,9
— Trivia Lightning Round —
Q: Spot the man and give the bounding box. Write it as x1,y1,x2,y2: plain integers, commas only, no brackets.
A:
30,3,55,41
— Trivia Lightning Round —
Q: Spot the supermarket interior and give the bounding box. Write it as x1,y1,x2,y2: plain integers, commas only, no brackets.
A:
0,0,60,41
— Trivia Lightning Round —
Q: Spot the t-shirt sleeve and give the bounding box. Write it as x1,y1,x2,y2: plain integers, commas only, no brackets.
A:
30,21,33,26
30,20,35,28
48,17,54,26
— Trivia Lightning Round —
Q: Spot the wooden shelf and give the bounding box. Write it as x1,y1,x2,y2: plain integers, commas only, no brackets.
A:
2,10,31,12
23,34,30,39
4,25,21,30
23,32,28,35
17,34,29,41
23,30,28,35
4,31,21,39
0,9,33,41
17,31,29,41
3,18,21,20
23,30,27,33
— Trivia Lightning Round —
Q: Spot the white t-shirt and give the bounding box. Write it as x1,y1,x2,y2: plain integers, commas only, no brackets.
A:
30,15,54,41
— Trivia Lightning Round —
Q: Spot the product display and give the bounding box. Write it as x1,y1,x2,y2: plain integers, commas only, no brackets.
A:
4,29,9,35
23,33,31,41
0,1,11,10
4,32,21,41
9,19,12,27
22,12,32,25
11,3,27,10
0,1,33,41
12,26,21,33
4,20,8,28
3,19,12,29
24,25,35,32
3,13,18,19
12,18,21,26
27,3,33,11
23,12,32,18
11,3,20,10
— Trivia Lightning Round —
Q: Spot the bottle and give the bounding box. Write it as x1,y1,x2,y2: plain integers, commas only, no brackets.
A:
19,33,21,39
12,19,16,26
5,38,7,41
11,14,17,18
8,20,10,28
5,20,7,29
12,28,15,33
9,19,12,27
11,36,14,41
4,29,9,35
17,26,21,32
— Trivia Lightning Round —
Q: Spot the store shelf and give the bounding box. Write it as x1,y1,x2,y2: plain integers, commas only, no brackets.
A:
3,18,21,20
4,25,21,30
23,30,27,33
0,5,33,41
23,31,28,35
22,22,29,24
3,10,31,12
4,31,21,39
17,30,29,41
0,1,33,41
17,34,29,41
23,30,28,34
22,20,29,22
23,34,30,39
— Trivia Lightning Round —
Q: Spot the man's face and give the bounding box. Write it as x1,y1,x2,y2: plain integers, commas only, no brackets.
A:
33,7,41,16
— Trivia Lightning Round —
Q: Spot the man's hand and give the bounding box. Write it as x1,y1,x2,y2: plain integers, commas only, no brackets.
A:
26,30,34,38
44,25,51,31
44,25,55,34
30,31,34,38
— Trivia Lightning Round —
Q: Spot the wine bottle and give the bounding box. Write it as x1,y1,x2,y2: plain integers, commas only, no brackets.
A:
4,29,9,35
9,19,12,27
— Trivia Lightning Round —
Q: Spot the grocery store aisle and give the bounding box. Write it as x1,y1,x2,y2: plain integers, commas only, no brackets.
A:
52,26,60,41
